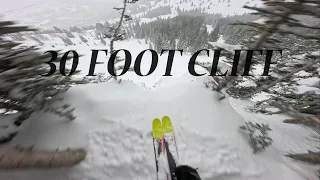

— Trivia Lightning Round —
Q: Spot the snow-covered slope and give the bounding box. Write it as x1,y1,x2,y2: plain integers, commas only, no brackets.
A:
1,0,262,29
129,0,263,20
1,30,319,179
0,74,317,180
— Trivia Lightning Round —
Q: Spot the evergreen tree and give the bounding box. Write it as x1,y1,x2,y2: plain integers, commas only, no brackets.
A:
65,30,75,38
200,0,320,165
170,38,176,49
209,21,221,42
100,37,106,45
96,22,104,32
53,26,63,33
79,35,89,46
0,20,87,168
154,35,163,53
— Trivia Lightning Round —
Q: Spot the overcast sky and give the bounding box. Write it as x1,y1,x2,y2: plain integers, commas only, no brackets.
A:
0,0,122,27
1,0,120,14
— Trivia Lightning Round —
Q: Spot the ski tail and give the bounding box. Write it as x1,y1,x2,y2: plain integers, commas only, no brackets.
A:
152,138,159,180
152,118,164,180
162,116,179,158
164,139,176,180
162,116,179,180
153,118,173,180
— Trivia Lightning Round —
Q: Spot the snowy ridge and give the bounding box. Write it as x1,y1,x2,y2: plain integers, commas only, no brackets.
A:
130,0,263,22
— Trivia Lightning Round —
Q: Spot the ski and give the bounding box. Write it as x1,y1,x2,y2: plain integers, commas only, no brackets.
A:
152,118,167,180
162,116,179,180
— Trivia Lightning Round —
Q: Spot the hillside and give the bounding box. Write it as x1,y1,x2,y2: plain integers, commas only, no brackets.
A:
126,0,262,20
1,25,319,179
1,0,320,180
0,74,318,180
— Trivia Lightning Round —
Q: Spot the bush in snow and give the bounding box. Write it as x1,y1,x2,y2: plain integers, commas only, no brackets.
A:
240,121,273,153
0,20,84,142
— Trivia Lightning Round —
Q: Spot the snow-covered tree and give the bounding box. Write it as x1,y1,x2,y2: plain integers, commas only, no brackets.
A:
60,35,74,46
0,20,86,168
211,0,320,101
65,30,75,38
100,37,106,45
208,24,220,42
79,34,89,46
53,26,63,33
201,0,320,165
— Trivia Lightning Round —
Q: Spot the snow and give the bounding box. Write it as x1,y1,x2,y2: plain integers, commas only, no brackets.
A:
206,24,213,33
217,35,226,43
238,79,257,87
139,13,178,24
296,77,320,87
295,85,320,94
134,0,263,17
0,76,318,179
1,0,319,177
208,42,243,52
250,91,273,102
253,18,268,25
294,70,312,77
251,64,266,76
311,51,320,57
0,35,318,179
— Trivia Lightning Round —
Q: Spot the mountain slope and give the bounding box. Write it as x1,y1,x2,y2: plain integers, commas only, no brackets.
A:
0,76,317,179
128,0,263,19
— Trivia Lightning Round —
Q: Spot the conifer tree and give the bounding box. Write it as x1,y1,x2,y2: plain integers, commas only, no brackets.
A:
213,0,320,99
155,35,163,53
104,0,139,81
208,24,220,42
206,0,320,166
0,20,86,168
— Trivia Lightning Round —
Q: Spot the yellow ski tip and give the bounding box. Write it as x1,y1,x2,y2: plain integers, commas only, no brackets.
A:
152,118,163,139
162,116,174,133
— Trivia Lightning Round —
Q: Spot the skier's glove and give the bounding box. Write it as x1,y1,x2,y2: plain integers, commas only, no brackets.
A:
175,165,202,180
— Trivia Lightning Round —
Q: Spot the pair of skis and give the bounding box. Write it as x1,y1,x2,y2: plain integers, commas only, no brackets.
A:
152,116,179,180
